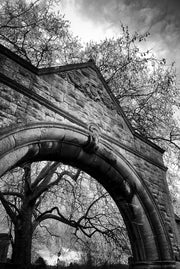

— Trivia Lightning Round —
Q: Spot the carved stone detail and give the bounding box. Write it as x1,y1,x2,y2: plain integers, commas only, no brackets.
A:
83,123,100,153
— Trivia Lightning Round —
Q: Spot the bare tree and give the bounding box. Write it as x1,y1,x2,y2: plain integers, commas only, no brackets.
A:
0,0,81,66
0,161,130,267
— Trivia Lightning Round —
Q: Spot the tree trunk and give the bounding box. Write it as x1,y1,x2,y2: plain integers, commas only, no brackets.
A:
11,206,33,269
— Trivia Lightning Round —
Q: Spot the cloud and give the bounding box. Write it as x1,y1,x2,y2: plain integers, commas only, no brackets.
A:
70,0,180,72
61,0,180,78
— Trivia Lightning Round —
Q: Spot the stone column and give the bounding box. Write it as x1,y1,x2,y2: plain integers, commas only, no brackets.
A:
0,233,10,262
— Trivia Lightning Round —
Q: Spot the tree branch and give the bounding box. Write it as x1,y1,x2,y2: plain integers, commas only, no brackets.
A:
31,162,59,189
32,206,78,231
31,169,79,202
2,191,23,199
0,191,17,225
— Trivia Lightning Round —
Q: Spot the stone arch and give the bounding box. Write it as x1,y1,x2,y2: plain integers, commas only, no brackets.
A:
0,123,175,268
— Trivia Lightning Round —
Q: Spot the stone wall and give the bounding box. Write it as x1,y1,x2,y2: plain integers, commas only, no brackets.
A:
0,45,179,259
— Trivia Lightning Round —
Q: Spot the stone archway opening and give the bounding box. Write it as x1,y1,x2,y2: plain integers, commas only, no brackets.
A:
0,123,175,268
0,161,132,266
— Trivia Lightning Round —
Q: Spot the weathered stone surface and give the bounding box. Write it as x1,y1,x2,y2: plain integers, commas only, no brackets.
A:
0,45,179,266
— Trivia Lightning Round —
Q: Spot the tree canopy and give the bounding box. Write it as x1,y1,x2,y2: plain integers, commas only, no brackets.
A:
0,0,81,66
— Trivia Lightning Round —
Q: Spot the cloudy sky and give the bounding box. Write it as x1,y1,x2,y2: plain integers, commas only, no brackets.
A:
61,0,180,79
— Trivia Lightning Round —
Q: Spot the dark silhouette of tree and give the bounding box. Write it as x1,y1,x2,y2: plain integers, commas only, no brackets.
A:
0,162,130,267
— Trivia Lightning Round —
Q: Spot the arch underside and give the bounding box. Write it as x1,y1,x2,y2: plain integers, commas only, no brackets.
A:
0,122,175,268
